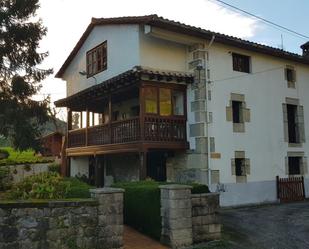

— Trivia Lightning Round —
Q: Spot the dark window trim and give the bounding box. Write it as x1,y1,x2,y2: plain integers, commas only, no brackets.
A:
232,53,251,73
86,41,107,78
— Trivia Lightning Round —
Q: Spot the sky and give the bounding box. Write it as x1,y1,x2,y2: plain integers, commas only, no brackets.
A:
35,0,309,121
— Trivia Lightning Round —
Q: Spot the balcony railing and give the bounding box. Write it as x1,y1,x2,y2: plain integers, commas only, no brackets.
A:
67,116,186,148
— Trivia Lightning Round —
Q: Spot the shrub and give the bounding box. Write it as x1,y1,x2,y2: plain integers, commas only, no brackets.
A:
64,177,92,199
0,149,9,159
48,163,61,173
8,172,70,199
113,180,162,240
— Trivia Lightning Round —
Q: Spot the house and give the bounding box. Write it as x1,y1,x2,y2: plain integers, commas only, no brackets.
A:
39,131,63,157
55,15,309,206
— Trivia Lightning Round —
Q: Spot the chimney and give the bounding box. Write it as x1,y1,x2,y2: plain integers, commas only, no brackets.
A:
301,42,309,58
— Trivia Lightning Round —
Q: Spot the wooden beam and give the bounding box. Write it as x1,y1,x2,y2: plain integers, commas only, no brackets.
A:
86,109,89,146
109,94,112,144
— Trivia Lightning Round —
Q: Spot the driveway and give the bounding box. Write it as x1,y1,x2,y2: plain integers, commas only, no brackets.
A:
219,201,309,249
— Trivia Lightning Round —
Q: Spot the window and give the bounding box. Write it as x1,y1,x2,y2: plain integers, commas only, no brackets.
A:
112,111,119,121
72,112,81,129
287,104,298,143
131,106,140,117
172,90,184,115
285,67,296,83
159,88,172,116
145,87,158,114
86,41,107,77
232,53,250,73
232,101,242,123
235,158,246,176
288,157,301,175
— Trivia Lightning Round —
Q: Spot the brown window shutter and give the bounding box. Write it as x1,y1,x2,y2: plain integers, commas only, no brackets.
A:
226,106,233,122
282,104,288,142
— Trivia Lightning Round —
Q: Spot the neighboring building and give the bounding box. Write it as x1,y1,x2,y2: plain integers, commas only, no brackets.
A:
55,15,309,206
40,132,63,157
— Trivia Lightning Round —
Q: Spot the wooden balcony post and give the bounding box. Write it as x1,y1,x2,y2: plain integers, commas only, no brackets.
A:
86,109,89,146
67,109,72,131
139,152,147,180
109,94,112,143
139,85,145,141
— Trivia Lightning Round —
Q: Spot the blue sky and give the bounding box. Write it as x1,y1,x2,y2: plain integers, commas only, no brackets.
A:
219,0,309,54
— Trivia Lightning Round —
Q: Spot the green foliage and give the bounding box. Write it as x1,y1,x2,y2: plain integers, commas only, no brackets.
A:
8,172,70,199
113,180,162,240
112,180,210,240
0,147,52,166
0,166,12,191
7,172,92,200
0,148,9,159
0,0,53,151
64,177,92,199
48,162,60,173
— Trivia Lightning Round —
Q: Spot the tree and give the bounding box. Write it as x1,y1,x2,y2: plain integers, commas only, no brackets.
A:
0,0,53,151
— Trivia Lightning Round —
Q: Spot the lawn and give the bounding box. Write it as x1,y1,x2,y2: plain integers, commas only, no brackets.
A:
0,147,52,166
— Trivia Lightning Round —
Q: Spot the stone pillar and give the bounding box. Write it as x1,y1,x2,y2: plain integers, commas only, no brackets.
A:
160,185,193,249
191,193,221,243
90,188,124,249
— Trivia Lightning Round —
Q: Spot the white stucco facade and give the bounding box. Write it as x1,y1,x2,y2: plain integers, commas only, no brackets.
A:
60,21,309,207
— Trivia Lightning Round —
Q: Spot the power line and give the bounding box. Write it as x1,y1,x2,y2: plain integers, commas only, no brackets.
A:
209,0,309,40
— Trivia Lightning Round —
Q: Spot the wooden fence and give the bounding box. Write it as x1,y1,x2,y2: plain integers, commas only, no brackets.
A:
276,176,305,202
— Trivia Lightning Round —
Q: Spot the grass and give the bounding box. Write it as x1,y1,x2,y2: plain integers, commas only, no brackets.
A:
0,147,53,166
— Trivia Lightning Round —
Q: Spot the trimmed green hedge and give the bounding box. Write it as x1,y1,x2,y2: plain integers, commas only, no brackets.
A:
112,180,209,240
64,177,92,199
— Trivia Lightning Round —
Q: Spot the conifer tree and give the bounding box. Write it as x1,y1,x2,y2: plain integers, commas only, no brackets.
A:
0,0,52,150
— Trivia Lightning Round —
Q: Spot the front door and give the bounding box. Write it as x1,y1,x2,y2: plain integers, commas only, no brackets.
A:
147,151,166,181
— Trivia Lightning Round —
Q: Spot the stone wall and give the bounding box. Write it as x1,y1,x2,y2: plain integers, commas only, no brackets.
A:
160,185,221,249
0,188,124,249
7,163,50,183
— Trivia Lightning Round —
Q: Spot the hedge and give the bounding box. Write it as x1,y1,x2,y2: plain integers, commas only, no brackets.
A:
112,181,209,240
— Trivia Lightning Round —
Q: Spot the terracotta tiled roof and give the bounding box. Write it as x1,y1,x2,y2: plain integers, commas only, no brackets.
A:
54,66,193,108
55,14,309,78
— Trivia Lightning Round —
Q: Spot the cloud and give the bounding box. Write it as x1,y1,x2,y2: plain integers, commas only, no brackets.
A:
36,0,260,119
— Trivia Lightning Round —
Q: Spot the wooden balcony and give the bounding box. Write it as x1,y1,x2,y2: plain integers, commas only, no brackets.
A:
67,116,187,155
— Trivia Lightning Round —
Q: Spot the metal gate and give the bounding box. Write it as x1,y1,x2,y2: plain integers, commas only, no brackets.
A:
276,176,305,202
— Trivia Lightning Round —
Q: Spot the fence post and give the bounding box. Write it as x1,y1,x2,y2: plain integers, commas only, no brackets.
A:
276,176,280,199
302,176,306,198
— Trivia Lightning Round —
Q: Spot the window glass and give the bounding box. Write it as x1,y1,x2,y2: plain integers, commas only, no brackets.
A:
232,101,242,123
87,41,107,77
235,158,245,176
160,88,172,116
287,104,298,143
288,157,301,175
89,112,93,126
145,87,158,114
232,53,250,73
172,90,184,115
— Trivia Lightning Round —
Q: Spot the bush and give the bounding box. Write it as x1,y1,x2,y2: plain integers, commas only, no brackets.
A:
0,149,9,159
48,163,61,173
0,147,53,166
112,180,210,240
8,172,70,199
8,172,92,200
113,180,162,240
64,177,92,199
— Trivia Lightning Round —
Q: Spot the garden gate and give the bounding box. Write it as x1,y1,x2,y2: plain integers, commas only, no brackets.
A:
276,176,305,202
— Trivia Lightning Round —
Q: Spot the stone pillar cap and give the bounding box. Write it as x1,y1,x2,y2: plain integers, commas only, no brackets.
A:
159,184,192,190
89,187,125,194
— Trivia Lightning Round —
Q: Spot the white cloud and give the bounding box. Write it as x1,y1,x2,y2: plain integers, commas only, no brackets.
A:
36,0,260,120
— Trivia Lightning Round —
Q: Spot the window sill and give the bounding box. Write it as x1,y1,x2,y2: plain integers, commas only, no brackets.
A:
233,123,245,133
288,143,302,148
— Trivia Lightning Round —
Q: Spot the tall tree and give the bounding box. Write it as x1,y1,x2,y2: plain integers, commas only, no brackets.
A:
0,0,52,151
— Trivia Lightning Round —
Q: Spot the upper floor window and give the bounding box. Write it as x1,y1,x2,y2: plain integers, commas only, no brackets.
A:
144,86,185,116
285,66,296,88
87,41,107,77
232,53,250,73
232,100,242,124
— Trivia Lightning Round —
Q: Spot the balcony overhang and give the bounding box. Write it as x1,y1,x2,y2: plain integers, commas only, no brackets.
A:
54,66,193,109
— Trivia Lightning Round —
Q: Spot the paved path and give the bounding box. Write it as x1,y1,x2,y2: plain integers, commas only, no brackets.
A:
220,201,309,249
124,226,170,249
